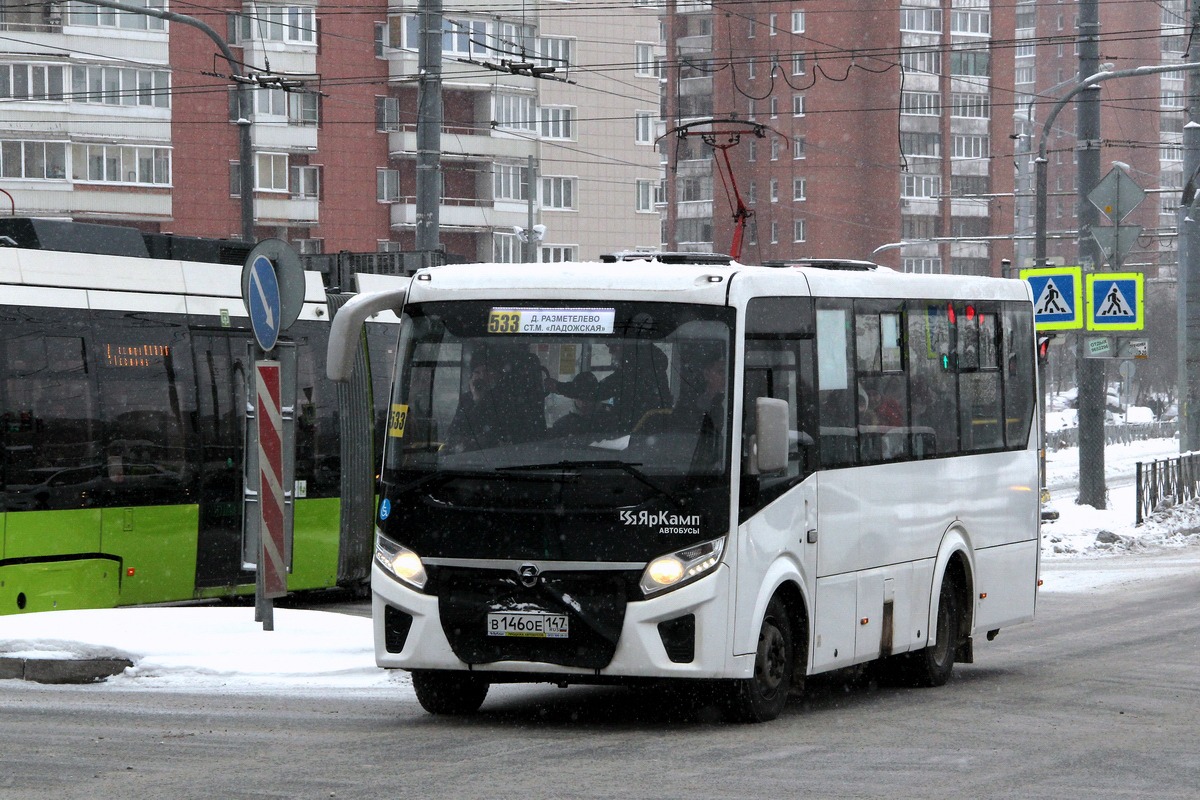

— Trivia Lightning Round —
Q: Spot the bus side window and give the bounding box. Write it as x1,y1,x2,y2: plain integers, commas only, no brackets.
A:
907,300,958,456
816,302,857,467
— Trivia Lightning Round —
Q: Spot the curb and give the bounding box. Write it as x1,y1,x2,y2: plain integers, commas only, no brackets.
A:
0,656,132,684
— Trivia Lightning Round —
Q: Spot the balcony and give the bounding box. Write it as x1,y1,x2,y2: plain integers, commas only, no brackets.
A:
388,124,536,161
257,195,319,224
389,197,528,231
253,122,318,153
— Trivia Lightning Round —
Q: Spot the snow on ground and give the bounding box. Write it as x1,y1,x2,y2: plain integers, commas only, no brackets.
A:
2,437,1199,693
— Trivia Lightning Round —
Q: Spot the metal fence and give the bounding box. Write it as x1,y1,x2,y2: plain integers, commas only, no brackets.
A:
1047,421,1177,451
1135,452,1200,525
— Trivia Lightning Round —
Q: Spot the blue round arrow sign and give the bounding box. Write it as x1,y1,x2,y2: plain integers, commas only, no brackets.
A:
247,254,282,351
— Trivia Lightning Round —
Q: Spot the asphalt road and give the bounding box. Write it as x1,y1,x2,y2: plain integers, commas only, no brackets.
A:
2,551,1197,800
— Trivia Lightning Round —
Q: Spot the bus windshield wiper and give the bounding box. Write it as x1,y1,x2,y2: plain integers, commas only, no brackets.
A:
497,460,687,509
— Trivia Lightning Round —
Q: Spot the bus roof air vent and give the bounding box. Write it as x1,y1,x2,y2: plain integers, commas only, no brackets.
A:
600,251,733,266
761,258,879,271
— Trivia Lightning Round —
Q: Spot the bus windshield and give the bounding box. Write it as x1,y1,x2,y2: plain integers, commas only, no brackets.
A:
379,300,735,562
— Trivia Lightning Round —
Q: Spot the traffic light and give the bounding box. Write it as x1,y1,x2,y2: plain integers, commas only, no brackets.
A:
1037,335,1052,366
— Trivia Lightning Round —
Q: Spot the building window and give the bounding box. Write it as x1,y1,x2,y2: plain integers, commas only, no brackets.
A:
255,152,289,192
793,177,806,201
256,87,287,118
635,111,655,144
541,176,576,209
950,93,990,119
900,131,941,158
952,134,989,160
903,257,942,274
791,10,805,33
901,91,941,116
635,43,658,77
0,140,68,180
793,219,806,242
770,221,778,244
770,178,779,203
493,232,519,263
376,96,400,132
902,174,941,198
771,137,781,160
539,106,575,140
748,181,757,205
233,5,317,45
377,168,400,202
294,238,323,254
290,165,320,199
951,10,990,35
375,22,387,57
950,48,990,77
72,143,169,185
899,7,942,33
70,0,166,30
769,13,778,34
495,93,536,132
538,37,574,69
541,245,577,263
793,137,806,159
900,49,941,74
791,52,806,76
289,92,319,126
635,179,657,212
792,94,806,116
65,65,170,108
769,97,778,118
493,162,529,201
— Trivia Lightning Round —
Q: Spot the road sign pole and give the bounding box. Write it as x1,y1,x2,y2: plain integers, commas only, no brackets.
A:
256,361,287,630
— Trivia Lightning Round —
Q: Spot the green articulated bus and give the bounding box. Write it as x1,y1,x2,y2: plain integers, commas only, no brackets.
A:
0,219,397,615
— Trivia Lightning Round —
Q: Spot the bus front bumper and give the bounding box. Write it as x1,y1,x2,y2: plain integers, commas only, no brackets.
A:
371,561,744,681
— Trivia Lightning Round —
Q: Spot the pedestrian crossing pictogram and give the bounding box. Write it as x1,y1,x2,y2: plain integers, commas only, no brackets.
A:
1020,266,1083,331
1086,273,1143,331
1034,278,1070,315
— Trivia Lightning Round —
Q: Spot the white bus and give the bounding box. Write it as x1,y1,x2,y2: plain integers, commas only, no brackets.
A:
327,258,1040,722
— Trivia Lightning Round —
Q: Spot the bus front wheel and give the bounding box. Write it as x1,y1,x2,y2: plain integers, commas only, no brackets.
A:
723,596,793,723
909,578,960,687
411,670,489,715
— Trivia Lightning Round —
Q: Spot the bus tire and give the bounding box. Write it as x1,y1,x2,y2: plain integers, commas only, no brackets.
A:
411,670,489,715
723,596,793,723
909,577,960,688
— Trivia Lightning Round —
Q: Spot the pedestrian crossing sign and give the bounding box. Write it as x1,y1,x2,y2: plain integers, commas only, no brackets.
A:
1086,272,1143,331
1020,265,1083,331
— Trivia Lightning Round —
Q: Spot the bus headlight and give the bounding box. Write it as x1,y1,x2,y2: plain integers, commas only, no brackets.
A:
374,530,427,590
639,537,725,597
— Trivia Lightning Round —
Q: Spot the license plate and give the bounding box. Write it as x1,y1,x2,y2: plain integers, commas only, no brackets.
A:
487,611,569,639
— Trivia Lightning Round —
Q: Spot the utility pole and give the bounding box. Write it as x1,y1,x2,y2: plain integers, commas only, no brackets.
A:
415,0,443,253
1180,0,1200,451
1075,0,1106,507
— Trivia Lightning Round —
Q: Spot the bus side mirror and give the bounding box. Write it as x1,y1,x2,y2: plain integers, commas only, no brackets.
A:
326,287,408,382
754,397,789,474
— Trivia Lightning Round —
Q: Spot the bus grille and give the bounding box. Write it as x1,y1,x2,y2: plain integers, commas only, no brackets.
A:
432,567,638,670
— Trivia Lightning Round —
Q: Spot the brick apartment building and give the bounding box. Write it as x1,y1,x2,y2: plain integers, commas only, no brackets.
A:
0,0,663,264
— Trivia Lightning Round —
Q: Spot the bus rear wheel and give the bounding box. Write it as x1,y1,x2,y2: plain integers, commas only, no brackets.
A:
723,596,793,723
411,670,489,715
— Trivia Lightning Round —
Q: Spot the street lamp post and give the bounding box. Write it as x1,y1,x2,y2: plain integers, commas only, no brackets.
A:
78,0,256,243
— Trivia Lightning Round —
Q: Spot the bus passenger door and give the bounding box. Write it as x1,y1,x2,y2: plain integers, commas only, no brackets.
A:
734,332,818,658
191,331,254,589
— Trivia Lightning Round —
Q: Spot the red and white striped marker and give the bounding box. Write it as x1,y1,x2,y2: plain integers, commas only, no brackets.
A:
256,361,287,598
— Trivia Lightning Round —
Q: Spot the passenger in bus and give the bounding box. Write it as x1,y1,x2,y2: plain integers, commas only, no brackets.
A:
596,341,672,432
549,371,607,438
445,361,499,452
